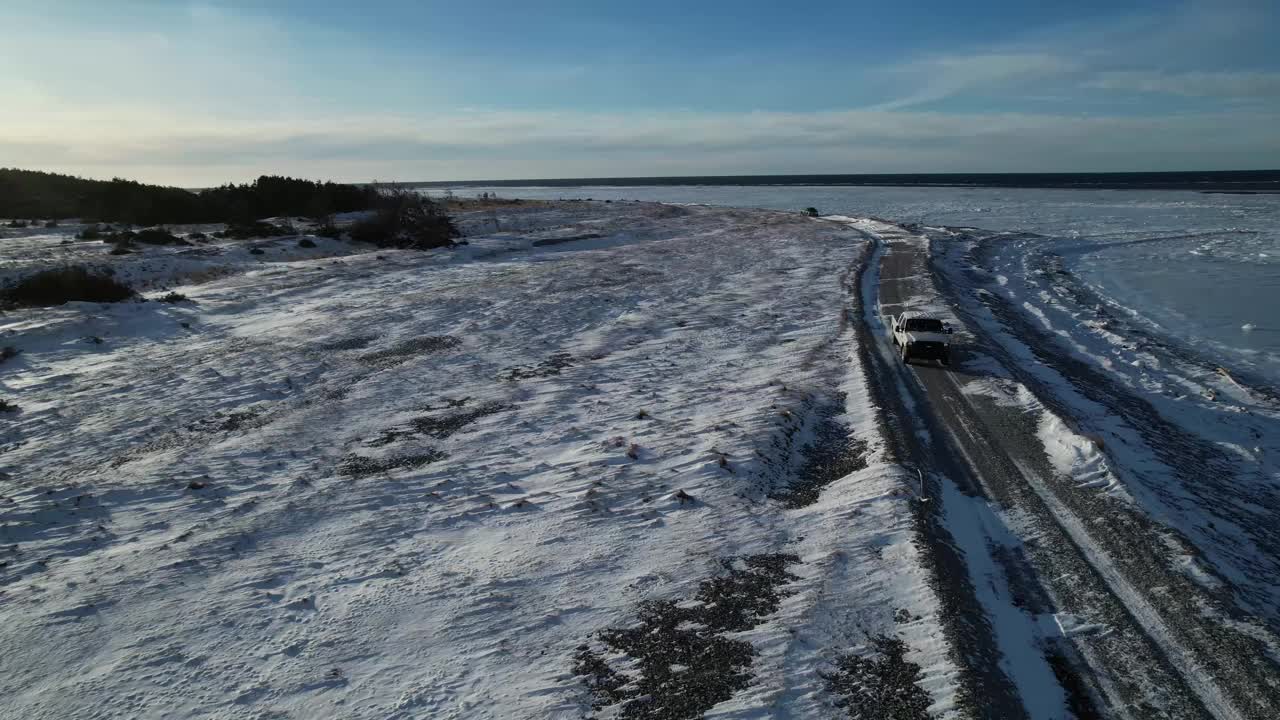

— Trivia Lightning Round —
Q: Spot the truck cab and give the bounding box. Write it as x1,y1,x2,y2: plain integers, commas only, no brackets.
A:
888,313,953,366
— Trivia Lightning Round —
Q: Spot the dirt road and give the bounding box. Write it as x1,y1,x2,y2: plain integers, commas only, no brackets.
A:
856,219,1280,719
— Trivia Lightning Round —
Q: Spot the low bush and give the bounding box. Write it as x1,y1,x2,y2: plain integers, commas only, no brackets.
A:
297,237,317,248
157,291,189,303
313,219,341,238
101,229,135,244
0,399,18,413
109,246,133,255
44,220,58,228
222,220,293,239
802,207,820,217
348,189,459,250
132,228,189,245
2,266,136,307
187,231,208,241
76,224,103,240
5,219,28,228
0,346,17,363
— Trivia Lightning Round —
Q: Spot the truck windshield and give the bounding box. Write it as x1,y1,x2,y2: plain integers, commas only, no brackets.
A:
904,318,944,332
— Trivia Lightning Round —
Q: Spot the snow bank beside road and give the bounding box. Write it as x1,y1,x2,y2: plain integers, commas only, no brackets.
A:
1,203,954,718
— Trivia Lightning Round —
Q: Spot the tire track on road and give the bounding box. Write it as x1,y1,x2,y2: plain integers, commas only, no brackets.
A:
858,221,1224,719
859,217,1280,719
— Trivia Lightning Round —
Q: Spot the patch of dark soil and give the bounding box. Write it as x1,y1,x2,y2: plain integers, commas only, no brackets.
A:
575,554,800,719
532,233,605,246
337,450,445,477
186,406,272,433
359,335,461,368
823,635,932,720
498,352,574,381
769,395,867,508
411,403,509,438
110,403,276,466
892,608,920,624
368,403,510,446
318,335,378,352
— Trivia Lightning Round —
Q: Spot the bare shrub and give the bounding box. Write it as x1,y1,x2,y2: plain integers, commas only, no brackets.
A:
3,266,135,307
132,228,189,245
222,220,293,239
348,189,459,250
313,216,342,238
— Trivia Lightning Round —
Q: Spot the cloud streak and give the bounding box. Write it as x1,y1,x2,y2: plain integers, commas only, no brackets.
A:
8,107,1278,185
871,53,1081,110
1086,71,1280,99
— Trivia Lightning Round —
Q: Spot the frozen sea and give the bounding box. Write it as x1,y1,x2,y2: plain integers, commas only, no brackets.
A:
447,184,1280,385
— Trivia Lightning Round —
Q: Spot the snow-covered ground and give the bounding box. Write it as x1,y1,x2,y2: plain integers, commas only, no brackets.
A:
442,185,1280,386
0,204,962,718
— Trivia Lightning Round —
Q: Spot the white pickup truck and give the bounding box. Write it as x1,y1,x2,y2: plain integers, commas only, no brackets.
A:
887,313,953,366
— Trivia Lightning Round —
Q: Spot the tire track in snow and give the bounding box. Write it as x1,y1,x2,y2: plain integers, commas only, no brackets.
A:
846,226,1029,720
855,217,1278,719
933,228,1280,718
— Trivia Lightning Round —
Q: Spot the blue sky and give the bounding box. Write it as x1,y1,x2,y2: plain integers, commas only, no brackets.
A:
3,0,1279,185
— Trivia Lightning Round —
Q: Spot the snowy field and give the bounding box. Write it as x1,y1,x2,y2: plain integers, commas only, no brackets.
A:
7,193,1277,719
0,203,961,718
446,185,1280,386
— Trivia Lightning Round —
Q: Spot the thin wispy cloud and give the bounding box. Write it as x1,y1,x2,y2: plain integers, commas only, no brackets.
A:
1086,71,1280,99
7,108,1276,185
870,53,1081,111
